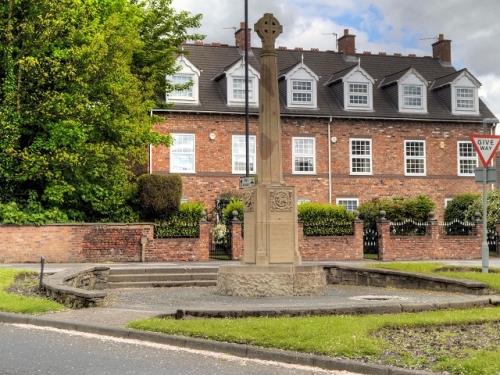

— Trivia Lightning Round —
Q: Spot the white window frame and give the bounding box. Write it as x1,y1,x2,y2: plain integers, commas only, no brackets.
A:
404,140,426,176
336,198,359,212
290,79,314,105
170,133,195,174
232,135,257,174
457,141,478,176
349,138,373,175
297,198,311,206
444,198,454,208
347,82,369,107
226,59,260,107
292,137,316,175
401,84,424,110
450,72,480,115
455,87,475,111
166,56,200,104
232,76,254,102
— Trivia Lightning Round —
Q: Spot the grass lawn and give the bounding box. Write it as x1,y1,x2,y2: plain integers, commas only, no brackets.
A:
129,307,500,375
367,262,500,291
0,269,64,314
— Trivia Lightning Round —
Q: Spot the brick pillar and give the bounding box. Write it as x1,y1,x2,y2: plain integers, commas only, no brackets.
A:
197,221,211,261
377,218,390,261
231,220,243,260
353,220,364,260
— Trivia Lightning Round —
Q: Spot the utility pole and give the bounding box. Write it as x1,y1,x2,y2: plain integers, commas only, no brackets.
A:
244,0,250,177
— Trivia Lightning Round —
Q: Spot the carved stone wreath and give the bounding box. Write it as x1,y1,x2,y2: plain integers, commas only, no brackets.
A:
242,190,255,212
270,190,292,212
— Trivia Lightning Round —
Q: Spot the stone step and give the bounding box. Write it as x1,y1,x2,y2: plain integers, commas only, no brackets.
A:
109,267,218,275
107,280,217,289
108,273,218,283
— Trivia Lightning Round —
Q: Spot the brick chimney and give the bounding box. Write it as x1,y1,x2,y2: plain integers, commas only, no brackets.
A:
338,29,356,55
432,33,451,64
235,22,251,51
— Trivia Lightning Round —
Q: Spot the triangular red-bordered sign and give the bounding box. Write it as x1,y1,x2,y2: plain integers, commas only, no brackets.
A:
470,134,500,167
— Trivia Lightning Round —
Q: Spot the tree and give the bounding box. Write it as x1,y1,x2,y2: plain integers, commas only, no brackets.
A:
0,0,201,222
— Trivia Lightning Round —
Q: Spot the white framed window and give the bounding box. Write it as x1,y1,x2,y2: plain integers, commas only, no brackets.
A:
170,73,194,98
291,80,313,104
292,137,316,174
404,140,426,176
444,198,454,208
348,83,369,106
232,77,254,101
350,138,372,175
170,134,195,173
455,87,474,110
297,198,311,206
336,198,359,212
457,141,477,176
166,56,200,104
402,85,423,109
232,135,256,174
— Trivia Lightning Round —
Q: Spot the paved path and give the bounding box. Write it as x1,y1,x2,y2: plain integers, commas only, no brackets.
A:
40,284,489,328
0,323,358,375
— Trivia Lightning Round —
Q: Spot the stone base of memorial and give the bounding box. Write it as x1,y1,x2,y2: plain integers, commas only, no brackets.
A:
216,264,326,297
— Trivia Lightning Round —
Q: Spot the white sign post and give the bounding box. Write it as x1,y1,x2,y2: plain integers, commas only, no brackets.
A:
470,134,500,273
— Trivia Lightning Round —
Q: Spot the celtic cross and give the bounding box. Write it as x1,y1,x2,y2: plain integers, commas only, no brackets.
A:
254,13,282,51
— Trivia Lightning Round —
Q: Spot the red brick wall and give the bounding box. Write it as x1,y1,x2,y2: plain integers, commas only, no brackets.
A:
0,223,210,263
230,221,243,260
145,222,210,262
152,113,482,219
230,221,363,261
377,220,482,261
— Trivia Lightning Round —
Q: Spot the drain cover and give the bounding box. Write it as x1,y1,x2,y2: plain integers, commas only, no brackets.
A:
350,295,408,301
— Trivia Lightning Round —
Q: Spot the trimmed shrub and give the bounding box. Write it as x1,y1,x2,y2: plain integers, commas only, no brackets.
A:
298,202,355,236
154,202,204,238
444,193,480,223
463,190,500,230
137,174,182,220
358,195,435,230
222,198,244,225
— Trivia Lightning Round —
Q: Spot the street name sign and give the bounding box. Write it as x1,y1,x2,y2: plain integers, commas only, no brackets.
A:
239,176,255,188
469,134,500,167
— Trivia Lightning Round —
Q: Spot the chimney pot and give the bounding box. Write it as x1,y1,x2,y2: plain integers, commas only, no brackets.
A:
363,51,371,55
235,21,251,51
338,29,356,55
432,33,451,64
379,52,386,55
278,46,287,50
408,53,416,57
394,52,401,56
294,47,303,51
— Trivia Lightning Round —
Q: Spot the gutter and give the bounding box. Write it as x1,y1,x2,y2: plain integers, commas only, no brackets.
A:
152,108,494,124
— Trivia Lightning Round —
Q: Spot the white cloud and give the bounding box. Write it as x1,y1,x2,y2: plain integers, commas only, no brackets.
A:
172,0,500,118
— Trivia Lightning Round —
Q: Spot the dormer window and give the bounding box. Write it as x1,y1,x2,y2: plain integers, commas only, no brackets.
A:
348,83,369,106
432,69,480,116
166,56,200,104
222,58,259,107
291,80,313,104
281,59,318,109
381,67,427,113
456,87,474,110
402,85,423,108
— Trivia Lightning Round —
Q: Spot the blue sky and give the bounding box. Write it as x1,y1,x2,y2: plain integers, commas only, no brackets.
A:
173,0,500,121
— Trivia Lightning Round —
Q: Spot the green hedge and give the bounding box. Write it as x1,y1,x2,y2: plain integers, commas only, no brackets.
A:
358,195,435,230
137,174,182,220
298,202,355,236
444,191,500,230
154,202,204,238
0,201,69,225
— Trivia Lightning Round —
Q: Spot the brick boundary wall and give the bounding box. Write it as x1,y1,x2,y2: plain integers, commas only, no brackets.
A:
0,223,210,263
377,219,482,261
230,221,364,261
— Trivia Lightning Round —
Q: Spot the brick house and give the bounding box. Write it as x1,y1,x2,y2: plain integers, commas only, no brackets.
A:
149,24,497,218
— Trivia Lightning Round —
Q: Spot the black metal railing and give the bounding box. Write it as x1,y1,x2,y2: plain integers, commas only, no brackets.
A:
440,220,476,236
154,219,200,239
390,220,429,236
209,223,232,260
487,229,498,253
302,220,354,236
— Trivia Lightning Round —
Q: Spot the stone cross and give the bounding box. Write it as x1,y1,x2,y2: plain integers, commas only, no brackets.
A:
255,13,283,51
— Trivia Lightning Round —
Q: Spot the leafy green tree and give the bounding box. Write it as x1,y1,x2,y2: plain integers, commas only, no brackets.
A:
0,0,201,222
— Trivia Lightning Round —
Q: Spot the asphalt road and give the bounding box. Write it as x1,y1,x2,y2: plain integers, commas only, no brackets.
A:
0,323,359,375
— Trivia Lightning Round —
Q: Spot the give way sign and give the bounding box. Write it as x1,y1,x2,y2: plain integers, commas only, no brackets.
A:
470,134,500,167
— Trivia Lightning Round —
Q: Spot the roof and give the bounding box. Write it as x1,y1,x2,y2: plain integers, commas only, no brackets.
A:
431,68,481,90
159,44,496,122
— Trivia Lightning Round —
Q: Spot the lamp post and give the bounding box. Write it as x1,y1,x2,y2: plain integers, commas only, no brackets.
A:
244,0,250,177
481,117,498,273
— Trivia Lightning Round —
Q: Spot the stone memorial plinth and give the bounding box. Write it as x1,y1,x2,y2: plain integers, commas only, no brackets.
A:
216,13,326,297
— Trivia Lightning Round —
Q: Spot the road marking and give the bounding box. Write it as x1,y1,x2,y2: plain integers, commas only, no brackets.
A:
8,323,360,375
